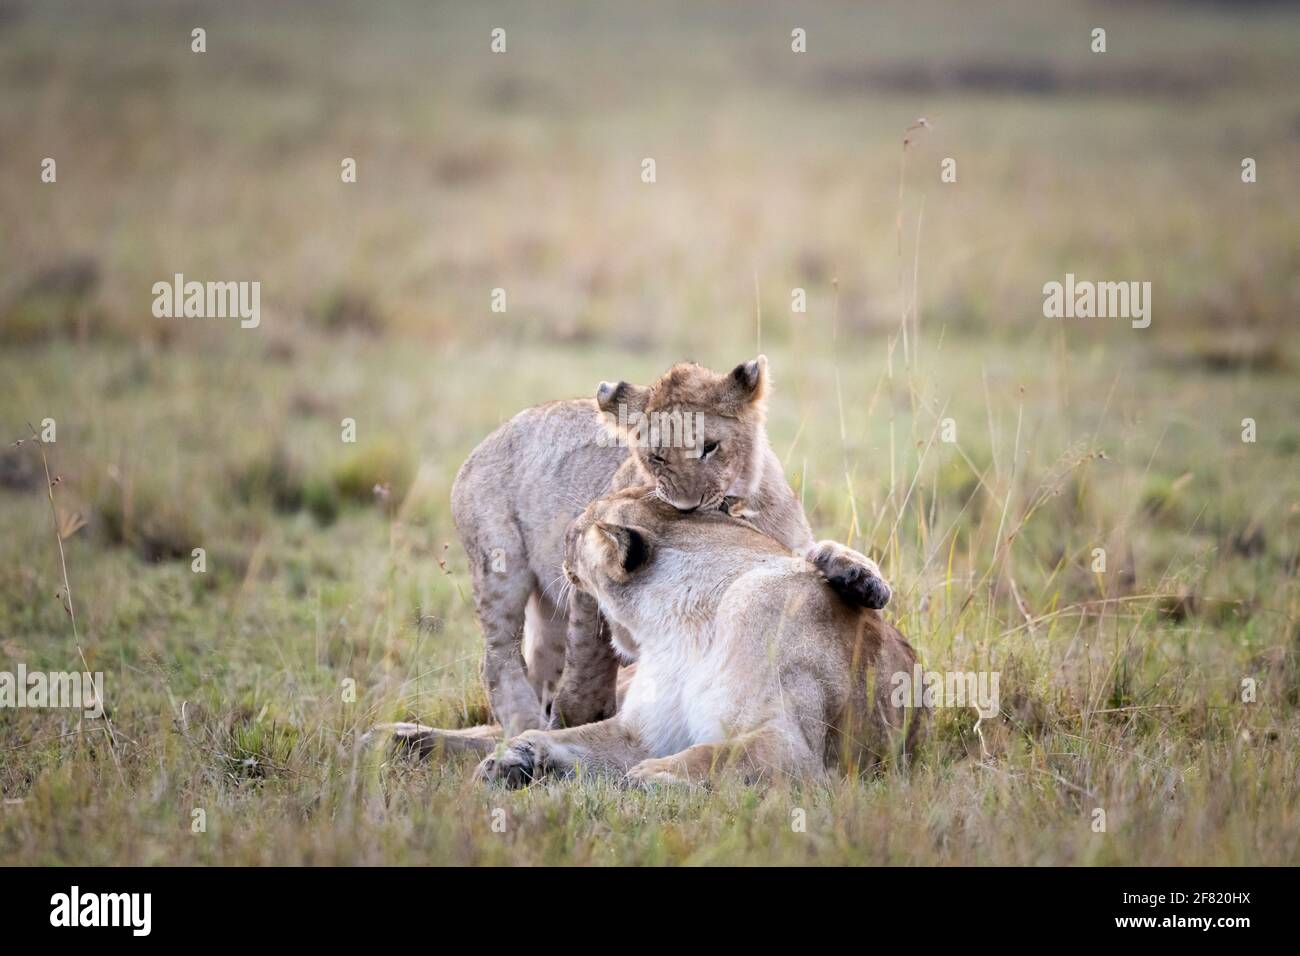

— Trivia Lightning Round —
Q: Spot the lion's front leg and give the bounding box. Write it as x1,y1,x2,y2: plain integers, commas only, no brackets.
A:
805,540,892,610
473,718,649,788
627,721,825,787
368,722,502,759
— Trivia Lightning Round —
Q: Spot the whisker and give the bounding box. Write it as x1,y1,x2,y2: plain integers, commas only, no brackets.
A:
540,571,568,607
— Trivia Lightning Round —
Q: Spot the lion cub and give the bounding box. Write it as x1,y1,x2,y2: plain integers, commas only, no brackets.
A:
452,355,891,734
472,488,925,787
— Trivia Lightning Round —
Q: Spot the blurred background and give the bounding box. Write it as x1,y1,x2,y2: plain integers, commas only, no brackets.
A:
1,0,1299,864
4,0,1298,350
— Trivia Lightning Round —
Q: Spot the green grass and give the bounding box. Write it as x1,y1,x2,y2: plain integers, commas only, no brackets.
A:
2,335,1297,864
1,0,1299,865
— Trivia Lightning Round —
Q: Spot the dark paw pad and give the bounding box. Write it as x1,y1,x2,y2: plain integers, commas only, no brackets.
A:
814,553,892,610
474,741,539,788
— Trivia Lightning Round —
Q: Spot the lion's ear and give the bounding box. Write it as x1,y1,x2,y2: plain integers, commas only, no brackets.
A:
595,522,654,576
725,355,768,408
596,380,650,416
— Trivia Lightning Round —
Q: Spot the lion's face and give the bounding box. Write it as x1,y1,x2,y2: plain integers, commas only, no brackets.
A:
595,356,770,512
628,408,755,511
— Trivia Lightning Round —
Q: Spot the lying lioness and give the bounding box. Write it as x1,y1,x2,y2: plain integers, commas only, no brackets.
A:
469,487,925,787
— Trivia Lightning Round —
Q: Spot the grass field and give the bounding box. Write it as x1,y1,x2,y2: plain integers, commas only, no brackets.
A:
2,0,1299,865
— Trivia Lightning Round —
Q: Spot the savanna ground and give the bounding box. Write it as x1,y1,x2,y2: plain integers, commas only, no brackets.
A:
1,0,1299,865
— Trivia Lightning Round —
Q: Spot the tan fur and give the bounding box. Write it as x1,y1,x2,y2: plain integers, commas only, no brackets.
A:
449,356,891,735
601,357,772,511
472,488,925,788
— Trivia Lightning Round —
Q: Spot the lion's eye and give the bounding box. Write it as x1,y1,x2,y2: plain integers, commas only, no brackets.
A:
649,452,666,465
701,440,719,459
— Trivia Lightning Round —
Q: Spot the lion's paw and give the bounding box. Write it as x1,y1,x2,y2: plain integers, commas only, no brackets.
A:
473,736,542,788
626,758,691,788
807,541,892,610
